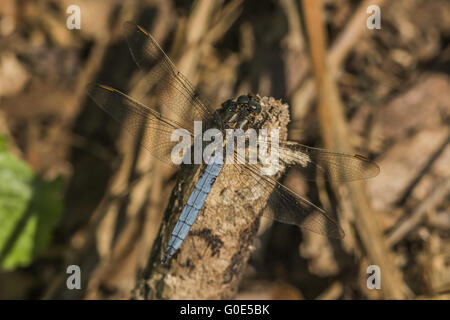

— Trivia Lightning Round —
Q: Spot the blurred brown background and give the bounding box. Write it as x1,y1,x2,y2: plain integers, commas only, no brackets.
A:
0,0,448,299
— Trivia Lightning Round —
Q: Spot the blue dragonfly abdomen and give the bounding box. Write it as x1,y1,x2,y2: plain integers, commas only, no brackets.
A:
162,155,224,263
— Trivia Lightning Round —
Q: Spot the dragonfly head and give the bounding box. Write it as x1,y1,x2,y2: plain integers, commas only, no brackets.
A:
248,95,262,115
237,94,261,116
218,94,262,129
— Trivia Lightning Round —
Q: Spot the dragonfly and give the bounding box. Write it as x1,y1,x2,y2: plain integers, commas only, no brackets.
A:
87,22,380,264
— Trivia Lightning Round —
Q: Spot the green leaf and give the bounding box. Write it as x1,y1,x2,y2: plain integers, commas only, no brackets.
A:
0,136,6,152
0,142,63,270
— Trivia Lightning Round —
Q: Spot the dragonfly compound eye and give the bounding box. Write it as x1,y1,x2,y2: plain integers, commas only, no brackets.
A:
249,100,261,114
237,95,249,105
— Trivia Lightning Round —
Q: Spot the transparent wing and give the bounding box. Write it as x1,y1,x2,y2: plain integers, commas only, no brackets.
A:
87,83,193,167
257,140,380,181
123,22,213,125
87,82,209,249
232,139,380,237
234,162,345,239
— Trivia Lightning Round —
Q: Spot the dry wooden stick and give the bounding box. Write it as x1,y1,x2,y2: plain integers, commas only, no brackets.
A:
129,0,249,299
176,0,217,80
395,133,450,207
301,0,410,299
280,0,305,51
387,178,450,247
316,281,343,300
290,0,386,121
328,0,386,71
205,0,244,44
132,96,290,299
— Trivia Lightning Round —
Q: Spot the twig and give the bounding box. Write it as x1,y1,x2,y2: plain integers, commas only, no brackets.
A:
205,0,244,44
290,0,386,121
387,178,450,247
396,132,450,206
328,0,386,71
301,0,410,299
316,281,343,300
128,0,244,299
132,97,290,299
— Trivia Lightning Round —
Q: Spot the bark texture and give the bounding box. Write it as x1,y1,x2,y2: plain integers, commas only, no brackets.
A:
132,96,289,299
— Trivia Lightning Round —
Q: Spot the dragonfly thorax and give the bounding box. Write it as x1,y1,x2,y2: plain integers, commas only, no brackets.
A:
217,94,262,131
